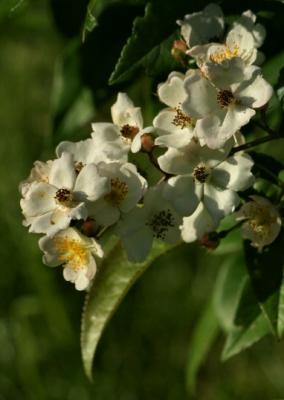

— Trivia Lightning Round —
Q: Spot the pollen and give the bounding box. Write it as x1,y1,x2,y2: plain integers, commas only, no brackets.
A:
120,124,139,141
105,178,128,206
246,204,277,238
147,209,175,240
55,188,73,205
172,106,194,129
54,237,88,270
193,164,211,183
217,90,234,108
209,45,239,64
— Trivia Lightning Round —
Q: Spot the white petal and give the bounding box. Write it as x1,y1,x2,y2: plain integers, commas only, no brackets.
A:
63,266,77,282
158,147,196,175
181,202,217,242
111,93,143,128
29,209,70,236
91,123,129,162
197,104,255,150
69,202,88,221
49,152,76,189
20,182,57,217
235,67,273,108
131,131,143,153
89,199,120,226
237,10,266,48
212,153,254,191
204,57,245,89
226,25,256,64
153,109,194,148
221,104,255,136
204,184,239,224
56,138,93,163
163,175,201,216
157,72,186,108
195,112,228,150
39,235,61,267
183,70,219,119
74,164,110,201
115,207,153,263
178,3,224,47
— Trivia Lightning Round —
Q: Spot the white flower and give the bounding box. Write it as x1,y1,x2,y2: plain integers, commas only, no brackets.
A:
56,123,128,166
182,63,273,149
158,137,254,241
236,195,281,250
88,161,147,227
19,160,53,197
234,10,266,49
39,227,103,290
115,185,182,262
177,3,224,48
20,152,109,236
153,72,196,149
188,9,266,67
111,92,154,153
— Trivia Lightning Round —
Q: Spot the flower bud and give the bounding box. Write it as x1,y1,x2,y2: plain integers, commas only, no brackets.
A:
81,219,99,237
171,40,188,63
199,232,220,250
141,133,154,153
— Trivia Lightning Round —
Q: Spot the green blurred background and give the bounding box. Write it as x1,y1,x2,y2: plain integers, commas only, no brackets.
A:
2,1,284,399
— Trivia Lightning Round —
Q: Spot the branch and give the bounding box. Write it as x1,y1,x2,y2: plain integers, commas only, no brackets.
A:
231,134,283,155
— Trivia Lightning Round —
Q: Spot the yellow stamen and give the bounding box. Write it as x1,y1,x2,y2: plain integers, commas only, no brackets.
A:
105,178,128,206
209,45,239,64
54,237,88,270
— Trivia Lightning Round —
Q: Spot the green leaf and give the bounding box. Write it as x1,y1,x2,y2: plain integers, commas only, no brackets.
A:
82,0,146,41
50,40,95,141
222,306,270,361
250,151,284,185
263,50,284,86
244,230,284,338
51,40,82,119
186,299,219,395
214,253,247,332
54,88,94,141
222,277,271,360
0,0,27,19
109,1,185,84
81,240,176,380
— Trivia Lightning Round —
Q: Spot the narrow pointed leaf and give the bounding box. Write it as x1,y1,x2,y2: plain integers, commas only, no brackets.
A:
214,253,247,332
82,0,146,41
109,1,186,85
244,230,284,337
222,279,271,360
81,240,176,380
186,299,219,395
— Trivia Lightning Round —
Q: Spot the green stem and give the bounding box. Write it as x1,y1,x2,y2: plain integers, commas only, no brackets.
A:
231,134,282,155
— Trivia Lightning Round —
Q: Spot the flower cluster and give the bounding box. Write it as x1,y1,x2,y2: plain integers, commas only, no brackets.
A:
20,4,281,290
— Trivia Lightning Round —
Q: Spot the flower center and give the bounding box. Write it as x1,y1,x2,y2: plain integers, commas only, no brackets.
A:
193,164,211,183
75,162,84,174
247,204,277,236
55,188,73,205
105,178,128,206
172,106,194,129
217,90,235,108
120,124,139,141
54,237,88,270
147,209,175,240
209,45,239,64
